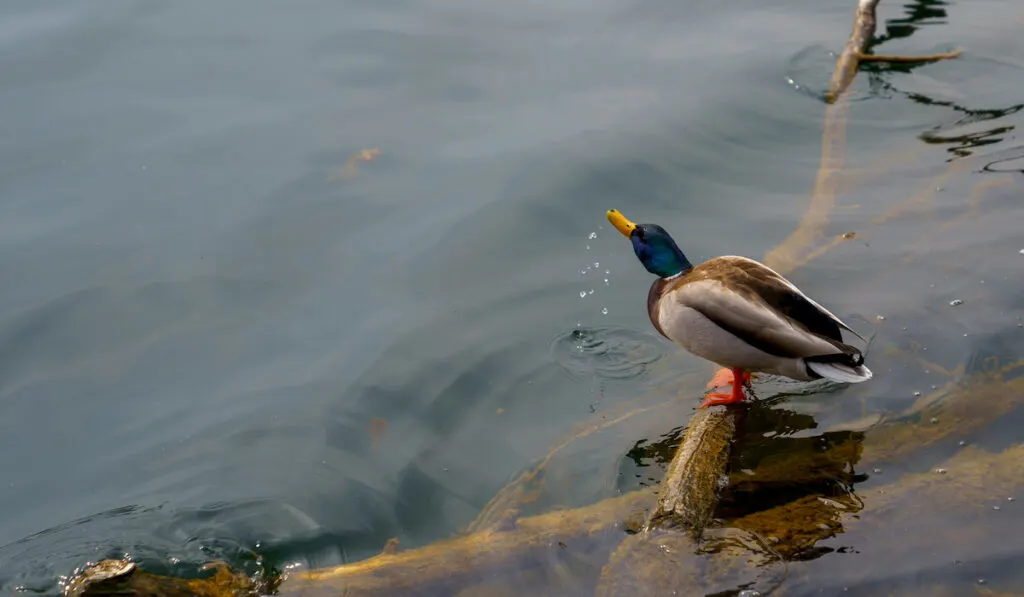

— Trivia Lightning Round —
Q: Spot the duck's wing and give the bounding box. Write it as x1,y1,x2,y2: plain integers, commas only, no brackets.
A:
738,257,866,343
668,257,863,359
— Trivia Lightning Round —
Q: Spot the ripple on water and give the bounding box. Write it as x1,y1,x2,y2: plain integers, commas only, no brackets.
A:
549,326,665,382
784,44,876,104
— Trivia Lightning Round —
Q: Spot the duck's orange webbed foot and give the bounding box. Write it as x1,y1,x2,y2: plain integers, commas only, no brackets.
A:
701,367,750,408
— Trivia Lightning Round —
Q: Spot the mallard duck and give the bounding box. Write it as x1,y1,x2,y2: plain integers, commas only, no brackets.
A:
606,209,872,407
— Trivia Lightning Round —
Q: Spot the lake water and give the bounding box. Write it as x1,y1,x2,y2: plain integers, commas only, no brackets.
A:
1,1,1022,595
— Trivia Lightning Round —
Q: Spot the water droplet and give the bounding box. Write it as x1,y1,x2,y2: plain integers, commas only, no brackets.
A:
935,468,947,474
738,591,762,597
588,289,594,295
604,278,610,286
949,299,964,306
959,440,966,446
980,280,985,284
873,468,882,474
593,262,600,269
876,315,885,321
604,269,610,275
963,333,969,337
931,417,939,424
978,579,986,585
588,232,598,240
1019,249,1024,255
601,307,608,315
913,391,922,397
1009,497,1015,502
993,505,1001,511
579,291,587,298
586,244,591,250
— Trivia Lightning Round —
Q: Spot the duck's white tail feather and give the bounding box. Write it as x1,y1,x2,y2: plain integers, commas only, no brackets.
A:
807,361,873,383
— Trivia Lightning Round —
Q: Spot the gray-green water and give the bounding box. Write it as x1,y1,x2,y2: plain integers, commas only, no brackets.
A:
1,0,1022,595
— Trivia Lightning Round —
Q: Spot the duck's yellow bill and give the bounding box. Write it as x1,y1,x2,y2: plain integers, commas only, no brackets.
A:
606,209,637,237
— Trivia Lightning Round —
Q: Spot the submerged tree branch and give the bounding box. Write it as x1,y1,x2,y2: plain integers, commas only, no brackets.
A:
826,0,960,103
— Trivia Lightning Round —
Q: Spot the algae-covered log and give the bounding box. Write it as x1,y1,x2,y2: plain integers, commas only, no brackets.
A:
597,443,1024,596
280,491,649,597
642,408,735,535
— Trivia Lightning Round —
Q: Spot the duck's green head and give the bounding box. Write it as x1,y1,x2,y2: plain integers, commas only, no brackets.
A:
606,209,692,278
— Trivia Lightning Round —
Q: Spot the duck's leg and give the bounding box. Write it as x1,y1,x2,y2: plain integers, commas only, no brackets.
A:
701,367,751,407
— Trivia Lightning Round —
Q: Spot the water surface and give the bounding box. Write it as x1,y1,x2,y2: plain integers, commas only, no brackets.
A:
1,0,1022,594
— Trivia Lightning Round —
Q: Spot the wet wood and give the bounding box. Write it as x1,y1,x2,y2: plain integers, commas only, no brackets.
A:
825,0,881,104
858,50,962,63
281,491,651,597
825,0,960,103
643,408,735,535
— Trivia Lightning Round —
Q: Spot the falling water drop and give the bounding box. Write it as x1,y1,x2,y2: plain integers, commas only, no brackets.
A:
579,291,587,298
588,289,594,295
601,307,609,315
589,232,598,240
934,468,947,474
930,417,939,424
949,299,964,306
593,262,600,269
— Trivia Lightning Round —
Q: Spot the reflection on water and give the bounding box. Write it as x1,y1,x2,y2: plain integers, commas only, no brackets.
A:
874,0,950,45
